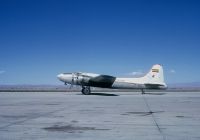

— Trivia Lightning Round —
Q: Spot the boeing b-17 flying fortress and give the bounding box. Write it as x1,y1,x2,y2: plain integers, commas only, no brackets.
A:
57,64,167,95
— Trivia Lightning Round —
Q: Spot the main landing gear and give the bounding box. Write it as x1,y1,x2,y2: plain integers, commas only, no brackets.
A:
141,89,145,94
81,86,91,95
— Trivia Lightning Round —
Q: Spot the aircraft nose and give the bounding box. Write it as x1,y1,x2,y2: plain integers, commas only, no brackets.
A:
57,73,73,84
57,74,63,80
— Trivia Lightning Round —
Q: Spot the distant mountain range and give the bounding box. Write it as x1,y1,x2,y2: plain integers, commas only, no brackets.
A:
0,84,79,92
168,82,200,88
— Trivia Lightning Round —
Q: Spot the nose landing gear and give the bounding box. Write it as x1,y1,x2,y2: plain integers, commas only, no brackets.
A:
81,86,91,95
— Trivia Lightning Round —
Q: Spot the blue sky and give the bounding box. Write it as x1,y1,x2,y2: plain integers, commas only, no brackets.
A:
0,0,200,85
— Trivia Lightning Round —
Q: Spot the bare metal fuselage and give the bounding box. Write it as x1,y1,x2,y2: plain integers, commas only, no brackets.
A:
57,64,167,94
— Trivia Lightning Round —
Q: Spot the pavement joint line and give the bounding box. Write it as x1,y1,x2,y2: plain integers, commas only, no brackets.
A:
142,94,166,140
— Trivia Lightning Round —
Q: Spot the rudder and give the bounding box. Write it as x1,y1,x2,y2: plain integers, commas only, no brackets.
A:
144,64,165,85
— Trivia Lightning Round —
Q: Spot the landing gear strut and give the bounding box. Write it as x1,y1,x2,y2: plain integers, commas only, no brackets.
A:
141,89,145,94
81,86,91,95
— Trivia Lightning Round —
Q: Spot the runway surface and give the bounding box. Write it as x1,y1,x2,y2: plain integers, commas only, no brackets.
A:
0,92,200,140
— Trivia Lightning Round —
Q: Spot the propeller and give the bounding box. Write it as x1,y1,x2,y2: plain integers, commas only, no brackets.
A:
64,72,81,90
69,72,75,89
69,84,74,89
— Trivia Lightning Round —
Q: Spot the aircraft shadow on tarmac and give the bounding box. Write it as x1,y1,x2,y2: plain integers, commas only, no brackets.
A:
76,93,119,96
89,93,119,96
76,92,166,96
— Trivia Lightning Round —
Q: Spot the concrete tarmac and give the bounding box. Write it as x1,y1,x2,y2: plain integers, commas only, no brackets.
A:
0,92,200,140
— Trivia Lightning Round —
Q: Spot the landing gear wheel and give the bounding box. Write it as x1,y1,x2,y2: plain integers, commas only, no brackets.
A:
81,87,91,95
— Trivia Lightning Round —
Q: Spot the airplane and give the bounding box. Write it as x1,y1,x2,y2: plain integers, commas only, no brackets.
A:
57,64,167,95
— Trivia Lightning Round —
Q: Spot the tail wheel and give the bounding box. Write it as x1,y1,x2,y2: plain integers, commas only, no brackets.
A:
81,86,91,95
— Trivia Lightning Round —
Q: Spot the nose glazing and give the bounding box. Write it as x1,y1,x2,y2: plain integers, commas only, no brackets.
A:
57,74,63,80
57,73,73,84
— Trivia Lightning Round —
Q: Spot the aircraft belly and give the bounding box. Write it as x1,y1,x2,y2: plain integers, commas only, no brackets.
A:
112,81,145,89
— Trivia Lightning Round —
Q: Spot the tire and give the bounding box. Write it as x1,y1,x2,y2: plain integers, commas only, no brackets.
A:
81,87,91,95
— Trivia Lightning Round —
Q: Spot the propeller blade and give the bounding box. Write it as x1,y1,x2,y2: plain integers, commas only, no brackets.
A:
69,84,73,89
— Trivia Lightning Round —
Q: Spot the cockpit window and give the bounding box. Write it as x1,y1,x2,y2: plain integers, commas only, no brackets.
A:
75,72,82,75
63,72,82,75
63,73,72,74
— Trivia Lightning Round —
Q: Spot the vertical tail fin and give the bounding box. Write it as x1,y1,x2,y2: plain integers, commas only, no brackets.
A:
144,64,165,85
